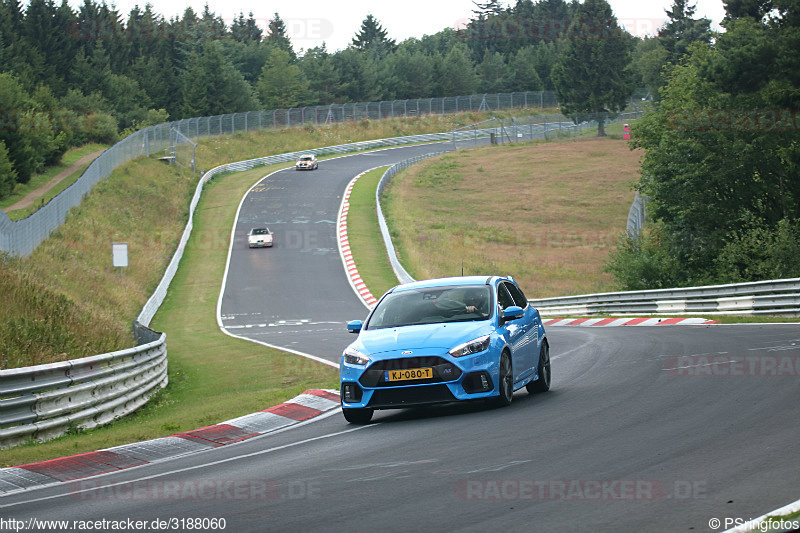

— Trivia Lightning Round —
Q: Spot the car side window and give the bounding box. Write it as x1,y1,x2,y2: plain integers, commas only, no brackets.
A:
497,283,515,310
504,282,529,309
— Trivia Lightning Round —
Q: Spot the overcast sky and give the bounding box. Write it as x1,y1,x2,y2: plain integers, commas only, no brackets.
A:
62,0,727,53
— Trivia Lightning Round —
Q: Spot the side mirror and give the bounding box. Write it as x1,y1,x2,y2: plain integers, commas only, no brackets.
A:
501,306,524,323
347,320,363,334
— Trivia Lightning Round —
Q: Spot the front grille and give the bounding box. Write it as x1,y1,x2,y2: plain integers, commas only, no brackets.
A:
359,356,462,388
368,385,456,408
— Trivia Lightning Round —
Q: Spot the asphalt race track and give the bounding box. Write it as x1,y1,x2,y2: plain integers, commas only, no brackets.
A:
218,141,483,361
1,143,799,532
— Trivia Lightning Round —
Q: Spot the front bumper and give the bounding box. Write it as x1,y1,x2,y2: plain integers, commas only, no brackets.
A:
340,350,498,410
248,240,273,247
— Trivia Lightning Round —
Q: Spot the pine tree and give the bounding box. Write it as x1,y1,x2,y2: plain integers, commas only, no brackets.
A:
23,0,79,93
255,48,309,109
231,11,263,42
509,45,544,91
199,4,226,41
551,0,635,136
182,42,258,116
267,13,295,60
299,45,339,105
477,52,510,93
351,14,396,57
471,0,505,17
437,43,479,96
658,0,712,63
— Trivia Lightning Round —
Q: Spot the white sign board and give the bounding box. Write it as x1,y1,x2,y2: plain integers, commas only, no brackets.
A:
112,242,129,268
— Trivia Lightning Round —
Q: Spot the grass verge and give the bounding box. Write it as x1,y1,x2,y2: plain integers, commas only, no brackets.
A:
381,136,643,299
345,167,399,300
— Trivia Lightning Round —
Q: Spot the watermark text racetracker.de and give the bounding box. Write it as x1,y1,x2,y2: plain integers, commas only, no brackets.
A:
454,479,706,501
664,354,800,377
66,478,321,501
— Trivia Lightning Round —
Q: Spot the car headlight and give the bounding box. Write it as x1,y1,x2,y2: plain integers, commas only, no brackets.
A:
449,335,490,358
343,347,370,366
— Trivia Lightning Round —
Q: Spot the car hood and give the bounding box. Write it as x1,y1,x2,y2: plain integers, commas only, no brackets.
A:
353,322,491,356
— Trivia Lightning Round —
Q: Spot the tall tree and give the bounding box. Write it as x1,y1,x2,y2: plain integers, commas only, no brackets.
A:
472,0,505,17
182,41,258,116
551,0,635,136
437,43,479,96
332,48,380,102
198,4,226,40
658,0,712,64
508,45,544,91
464,1,509,61
477,51,511,93
256,48,309,109
351,14,396,57
379,47,435,99
22,0,78,93
125,4,161,61
231,11,263,42
266,13,295,60
299,44,340,104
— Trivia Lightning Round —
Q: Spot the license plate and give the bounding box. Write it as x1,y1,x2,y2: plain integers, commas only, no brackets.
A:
385,368,433,382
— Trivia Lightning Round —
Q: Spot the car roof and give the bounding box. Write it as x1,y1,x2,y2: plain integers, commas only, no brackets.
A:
392,276,498,292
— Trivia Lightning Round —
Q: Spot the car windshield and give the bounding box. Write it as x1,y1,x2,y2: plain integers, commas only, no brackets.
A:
367,285,492,330
299,156,313,161
251,228,269,235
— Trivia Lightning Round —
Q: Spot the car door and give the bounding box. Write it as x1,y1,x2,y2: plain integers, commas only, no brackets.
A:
501,281,538,380
497,282,531,384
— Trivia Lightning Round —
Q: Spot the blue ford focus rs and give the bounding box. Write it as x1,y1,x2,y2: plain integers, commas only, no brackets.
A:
340,276,551,424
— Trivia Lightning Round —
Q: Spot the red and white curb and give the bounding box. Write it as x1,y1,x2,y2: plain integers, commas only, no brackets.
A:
0,389,340,495
338,169,380,309
543,317,718,327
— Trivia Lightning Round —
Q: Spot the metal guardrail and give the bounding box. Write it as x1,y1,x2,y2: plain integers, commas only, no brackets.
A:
528,278,800,317
0,326,168,449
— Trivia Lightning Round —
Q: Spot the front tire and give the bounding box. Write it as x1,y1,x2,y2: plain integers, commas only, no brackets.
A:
493,351,513,407
342,407,373,424
527,340,551,393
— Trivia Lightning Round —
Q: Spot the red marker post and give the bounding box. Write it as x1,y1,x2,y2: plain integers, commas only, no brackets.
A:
623,124,631,140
